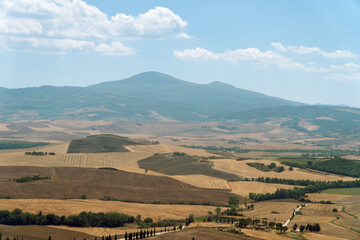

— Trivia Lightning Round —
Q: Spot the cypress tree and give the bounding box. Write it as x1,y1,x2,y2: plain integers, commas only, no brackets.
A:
139,230,142,239
125,232,127,240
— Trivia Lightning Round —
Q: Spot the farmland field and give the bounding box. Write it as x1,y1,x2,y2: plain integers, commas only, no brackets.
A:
242,200,299,222
67,134,145,153
0,224,93,240
0,166,233,205
321,188,360,195
150,227,259,240
211,159,355,181
0,199,217,220
138,153,241,180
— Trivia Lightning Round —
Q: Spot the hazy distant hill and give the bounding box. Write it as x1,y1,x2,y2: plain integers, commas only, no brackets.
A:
0,71,304,122
216,105,360,136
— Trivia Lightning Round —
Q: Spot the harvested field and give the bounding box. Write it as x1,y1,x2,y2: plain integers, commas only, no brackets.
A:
0,199,216,220
335,195,360,232
139,153,241,180
0,224,93,240
151,227,260,240
170,175,230,189
0,150,153,171
0,167,234,205
212,159,355,181
228,181,295,197
305,222,360,240
50,225,167,237
304,232,349,240
126,144,218,157
67,134,144,153
242,200,299,222
241,229,291,240
307,193,350,202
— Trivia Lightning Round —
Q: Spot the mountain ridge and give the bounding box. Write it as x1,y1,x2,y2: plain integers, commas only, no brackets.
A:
0,71,319,122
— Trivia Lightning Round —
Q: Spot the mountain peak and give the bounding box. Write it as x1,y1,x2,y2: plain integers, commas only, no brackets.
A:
123,71,186,84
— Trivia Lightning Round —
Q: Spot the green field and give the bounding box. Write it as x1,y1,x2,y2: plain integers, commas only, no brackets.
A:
0,141,50,150
321,188,360,195
279,157,329,167
67,134,144,153
138,153,241,181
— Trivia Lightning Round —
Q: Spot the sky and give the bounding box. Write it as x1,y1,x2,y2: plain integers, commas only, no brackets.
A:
1,0,360,107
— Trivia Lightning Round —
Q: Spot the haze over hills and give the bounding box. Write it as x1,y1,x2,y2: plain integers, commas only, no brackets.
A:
1,71,360,138
0,71,304,122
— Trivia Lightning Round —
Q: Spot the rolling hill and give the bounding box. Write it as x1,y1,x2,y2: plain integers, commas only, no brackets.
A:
216,105,360,136
0,71,304,122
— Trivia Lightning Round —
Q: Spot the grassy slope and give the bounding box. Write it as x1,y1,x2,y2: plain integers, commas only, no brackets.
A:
138,153,241,181
67,134,142,153
321,188,360,195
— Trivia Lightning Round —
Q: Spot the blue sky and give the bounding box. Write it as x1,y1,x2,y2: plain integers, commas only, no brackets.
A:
1,0,360,107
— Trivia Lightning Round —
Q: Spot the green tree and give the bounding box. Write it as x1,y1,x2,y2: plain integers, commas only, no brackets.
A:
79,194,87,199
228,196,239,206
292,223,297,231
215,207,221,217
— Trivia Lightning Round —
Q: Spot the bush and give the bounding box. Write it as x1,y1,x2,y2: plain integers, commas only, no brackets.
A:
79,194,87,199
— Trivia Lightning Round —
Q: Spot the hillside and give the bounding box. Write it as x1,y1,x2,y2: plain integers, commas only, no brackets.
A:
216,105,360,137
0,71,303,122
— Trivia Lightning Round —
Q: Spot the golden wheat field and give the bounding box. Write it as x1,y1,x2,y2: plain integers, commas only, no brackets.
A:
0,199,217,220
241,229,291,240
169,174,230,189
242,200,299,222
303,233,349,240
211,159,355,181
306,193,351,202
228,181,296,197
126,144,218,157
50,225,171,237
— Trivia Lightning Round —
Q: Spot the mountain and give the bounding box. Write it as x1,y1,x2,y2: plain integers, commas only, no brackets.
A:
216,105,360,136
0,71,305,122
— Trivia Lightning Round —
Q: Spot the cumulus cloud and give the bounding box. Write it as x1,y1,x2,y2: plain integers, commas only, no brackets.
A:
173,47,219,60
271,42,356,58
95,42,135,56
174,47,327,72
0,0,188,54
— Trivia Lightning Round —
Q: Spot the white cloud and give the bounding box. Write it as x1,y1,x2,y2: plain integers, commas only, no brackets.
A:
329,63,360,72
0,0,188,54
173,47,218,60
271,42,286,52
174,47,327,72
325,73,360,81
271,42,357,59
95,42,135,56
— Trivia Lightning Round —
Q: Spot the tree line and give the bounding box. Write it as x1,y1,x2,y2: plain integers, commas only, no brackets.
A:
13,176,50,183
248,178,360,202
24,151,55,156
0,209,134,228
281,156,360,178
